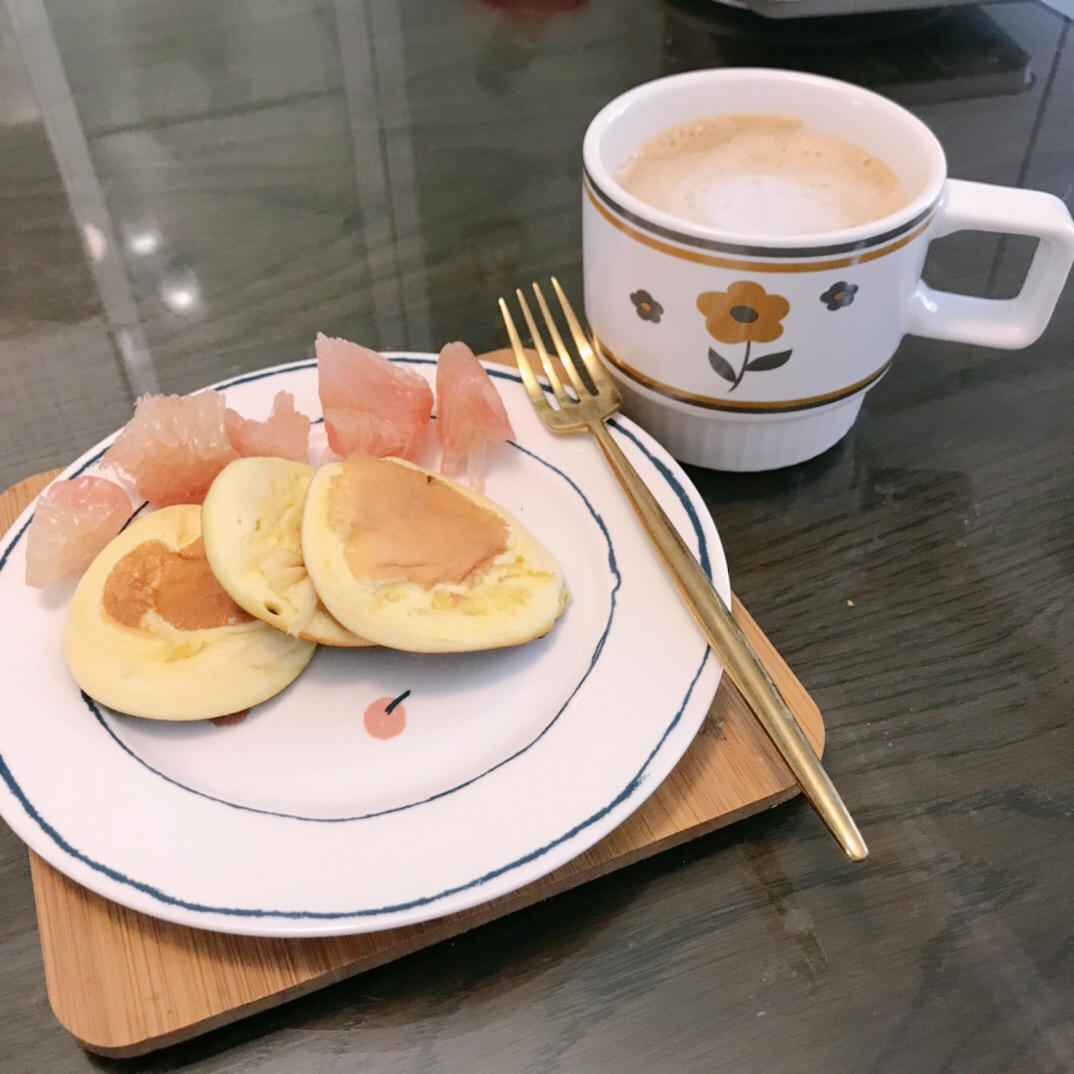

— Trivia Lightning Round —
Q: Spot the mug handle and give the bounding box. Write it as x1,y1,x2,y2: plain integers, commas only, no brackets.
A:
907,179,1074,349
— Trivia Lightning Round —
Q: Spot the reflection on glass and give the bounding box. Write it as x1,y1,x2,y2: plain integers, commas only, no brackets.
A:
161,269,202,314
124,225,162,257
82,223,108,262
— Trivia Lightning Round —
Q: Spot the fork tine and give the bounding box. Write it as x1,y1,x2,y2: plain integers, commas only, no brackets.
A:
531,283,589,399
550,276,615,395
515,288,571,408
498,297,550,415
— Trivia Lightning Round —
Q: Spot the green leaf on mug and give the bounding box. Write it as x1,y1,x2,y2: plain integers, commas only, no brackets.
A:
708,348,737,383
744,349,792,372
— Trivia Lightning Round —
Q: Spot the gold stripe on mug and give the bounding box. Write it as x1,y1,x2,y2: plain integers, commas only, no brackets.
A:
584,180,934,273
598,341,894,414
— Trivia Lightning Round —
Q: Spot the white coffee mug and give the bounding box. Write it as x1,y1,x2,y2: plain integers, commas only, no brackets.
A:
582,68,1074,471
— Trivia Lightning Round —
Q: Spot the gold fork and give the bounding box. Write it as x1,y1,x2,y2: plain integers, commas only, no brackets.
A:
499,278,867,862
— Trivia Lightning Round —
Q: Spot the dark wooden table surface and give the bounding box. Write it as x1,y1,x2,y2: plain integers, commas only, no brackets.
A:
2,1,1073,1071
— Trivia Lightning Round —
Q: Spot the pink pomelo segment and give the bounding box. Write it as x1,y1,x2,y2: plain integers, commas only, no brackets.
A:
25,476,132,588
322,408,429,463
103,391,238,506
436,341,514,490
316,333,433,461
226,391,311,462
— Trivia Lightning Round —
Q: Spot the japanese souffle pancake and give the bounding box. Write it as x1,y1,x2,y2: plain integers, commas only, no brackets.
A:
63,504,315,720
301,456,569,654
200,457,369,647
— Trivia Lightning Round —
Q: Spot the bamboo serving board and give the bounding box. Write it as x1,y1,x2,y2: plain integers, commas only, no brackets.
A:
3,467,824,1058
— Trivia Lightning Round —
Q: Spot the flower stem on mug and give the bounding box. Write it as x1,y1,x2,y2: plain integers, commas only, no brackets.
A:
709,342,793,392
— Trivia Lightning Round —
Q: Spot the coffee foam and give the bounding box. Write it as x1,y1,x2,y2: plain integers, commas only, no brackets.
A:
616,113,908,235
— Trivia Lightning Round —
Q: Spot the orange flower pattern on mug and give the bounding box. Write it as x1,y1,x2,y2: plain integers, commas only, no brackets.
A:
698,281,793,394
696,281,789,345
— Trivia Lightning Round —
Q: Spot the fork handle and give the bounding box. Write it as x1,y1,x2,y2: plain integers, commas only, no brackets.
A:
589,419,868,862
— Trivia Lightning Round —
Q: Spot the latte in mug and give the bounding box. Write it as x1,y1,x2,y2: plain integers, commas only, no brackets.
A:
616,113,909,235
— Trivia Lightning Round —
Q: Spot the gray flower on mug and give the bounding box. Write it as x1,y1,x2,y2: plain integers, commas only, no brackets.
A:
820,281,858,311
630,289,663,323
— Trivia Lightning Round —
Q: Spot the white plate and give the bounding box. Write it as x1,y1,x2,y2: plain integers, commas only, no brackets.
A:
0,356,727,937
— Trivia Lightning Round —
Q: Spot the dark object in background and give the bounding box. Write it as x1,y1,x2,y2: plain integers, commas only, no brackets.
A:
663,2,1033,104
705,0,986,19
